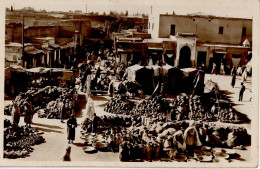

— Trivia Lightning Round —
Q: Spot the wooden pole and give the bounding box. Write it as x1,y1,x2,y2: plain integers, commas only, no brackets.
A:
22,14,25,67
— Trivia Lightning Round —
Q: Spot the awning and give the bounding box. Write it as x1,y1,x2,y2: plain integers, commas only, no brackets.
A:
212,49,227,54
59,45,69,49
148,47,163,51
26,67,51,73
67,42,77,47
25,48,44,55
117,49,125,53
167,54,173,58
49,44,60,49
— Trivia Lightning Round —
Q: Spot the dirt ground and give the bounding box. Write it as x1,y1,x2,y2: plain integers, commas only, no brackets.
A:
3,74,253,163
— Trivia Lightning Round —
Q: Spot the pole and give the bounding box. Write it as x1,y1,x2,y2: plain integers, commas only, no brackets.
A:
22,14,25,67
215,89,220,108
196,21,198,35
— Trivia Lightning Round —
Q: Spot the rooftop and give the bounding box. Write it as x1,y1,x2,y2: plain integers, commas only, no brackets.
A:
200,43,248,48
5,42,33,47
160,13,252,21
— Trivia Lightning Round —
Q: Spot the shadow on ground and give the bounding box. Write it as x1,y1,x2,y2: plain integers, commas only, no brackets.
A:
33,123,63,129
35,127,63,134
219,90,251,124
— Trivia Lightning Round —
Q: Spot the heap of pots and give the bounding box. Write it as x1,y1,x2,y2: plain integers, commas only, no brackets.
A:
105,93,245,124
80,118,250,162
5,86,78,120
81,115,132,132
104,97,135,115
4,119,45,159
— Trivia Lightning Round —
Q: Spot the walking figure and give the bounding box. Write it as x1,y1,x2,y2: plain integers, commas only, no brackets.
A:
238,82,246,101
67,114,77,144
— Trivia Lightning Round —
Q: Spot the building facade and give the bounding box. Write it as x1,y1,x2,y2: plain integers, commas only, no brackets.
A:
148,10,252,72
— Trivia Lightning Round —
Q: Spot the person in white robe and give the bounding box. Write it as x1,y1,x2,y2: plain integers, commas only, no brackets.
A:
86,96,95,121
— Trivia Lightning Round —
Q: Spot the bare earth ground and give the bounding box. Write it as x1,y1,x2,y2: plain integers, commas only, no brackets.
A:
3,74,252,162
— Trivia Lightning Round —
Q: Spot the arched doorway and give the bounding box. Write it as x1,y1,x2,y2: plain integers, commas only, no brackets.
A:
179,46,191,68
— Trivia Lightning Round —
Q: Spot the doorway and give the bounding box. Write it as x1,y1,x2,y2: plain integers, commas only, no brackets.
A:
213,53,224,73
179,46,191,68
197,51,207,67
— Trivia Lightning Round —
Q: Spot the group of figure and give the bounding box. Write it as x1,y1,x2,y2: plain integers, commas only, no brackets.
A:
11,94,34,128
211,63,225,75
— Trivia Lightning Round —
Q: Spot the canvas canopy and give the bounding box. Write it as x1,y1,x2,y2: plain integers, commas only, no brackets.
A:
127,64,144,81
180,68,197,78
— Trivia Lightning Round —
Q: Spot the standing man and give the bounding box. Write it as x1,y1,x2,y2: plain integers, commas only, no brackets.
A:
211,63,217,75
92,113,99,133
219,63,225,75
231,66,237,88
238,82,246,101
183,121,202,157
108,79,115,97
67,114,77,144
86,95,95,121
242,69,248,82
160,83,165,98
24,98,33,128
11,101,20,126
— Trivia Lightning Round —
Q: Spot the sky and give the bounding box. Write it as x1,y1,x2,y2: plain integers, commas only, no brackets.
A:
3,0,258,19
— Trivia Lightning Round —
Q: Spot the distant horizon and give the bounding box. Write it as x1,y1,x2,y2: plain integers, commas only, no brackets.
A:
3,0,256,19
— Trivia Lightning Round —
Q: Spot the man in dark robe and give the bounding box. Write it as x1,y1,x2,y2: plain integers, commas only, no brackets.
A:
67,114,77,144
92,113,99,132
24,98,33,128
238,82,246,101
231,66,236,88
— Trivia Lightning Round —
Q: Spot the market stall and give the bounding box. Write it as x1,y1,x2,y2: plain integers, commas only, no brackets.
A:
126,64,154,95
180,68,199,93
5,65,28,97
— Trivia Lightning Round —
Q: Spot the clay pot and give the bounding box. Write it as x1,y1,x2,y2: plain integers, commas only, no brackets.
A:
153,143,160,160
146,142,153,161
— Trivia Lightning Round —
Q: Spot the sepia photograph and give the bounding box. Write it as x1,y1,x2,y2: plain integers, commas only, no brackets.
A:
1,0,259,167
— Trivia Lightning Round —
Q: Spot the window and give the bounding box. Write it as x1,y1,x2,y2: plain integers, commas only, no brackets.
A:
149,22,150,29
170,24,175,36
219,26,223,34
152,23,154,30
242,27,246,36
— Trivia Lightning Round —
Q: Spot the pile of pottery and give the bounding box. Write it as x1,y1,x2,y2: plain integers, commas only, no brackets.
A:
81,132,109,153
4,119,45,159
129,96,170,117
80,116,250,162
217,108,242,123
104,97,135,115
81,115,133,132
37,87,77,119
5,86,77,119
